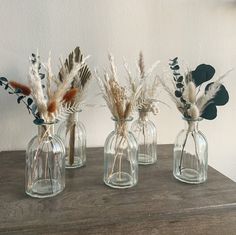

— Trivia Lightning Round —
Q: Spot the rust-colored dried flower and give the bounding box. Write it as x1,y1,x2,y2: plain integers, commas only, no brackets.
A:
62,88,79,103
9,81,31,96
47,100,57,113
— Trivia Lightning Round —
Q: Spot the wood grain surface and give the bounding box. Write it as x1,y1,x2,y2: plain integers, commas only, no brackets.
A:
0,145,235,235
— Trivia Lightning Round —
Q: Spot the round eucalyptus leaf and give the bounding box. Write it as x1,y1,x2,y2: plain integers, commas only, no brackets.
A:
0,77,8,82
177,76,183,82
205,83,229,106
27,98,33,106
191,64,215,87
171,65,180,70
175,90,182,98
176,83,184,88
200,102,217,120
33,118,44,125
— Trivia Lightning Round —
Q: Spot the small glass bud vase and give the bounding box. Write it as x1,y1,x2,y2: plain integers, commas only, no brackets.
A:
57,111,86,169
104,117,138,189
173,118,208,184
25,122,65,198
131,110,157,165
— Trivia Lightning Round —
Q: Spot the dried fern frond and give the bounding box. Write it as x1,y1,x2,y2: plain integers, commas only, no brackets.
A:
56,101,81,122
59,46,92,88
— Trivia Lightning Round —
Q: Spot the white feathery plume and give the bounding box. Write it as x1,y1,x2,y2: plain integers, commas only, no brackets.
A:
188,104,200,119
196,82,221,115
184,81,197,104
28,53,48,120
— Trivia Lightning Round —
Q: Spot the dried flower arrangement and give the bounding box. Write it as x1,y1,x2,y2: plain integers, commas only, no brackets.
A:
125,52,161,115
58,47,92,166
96,54,143,127
0,51,87,126
161,57,231,174
161,57,230,120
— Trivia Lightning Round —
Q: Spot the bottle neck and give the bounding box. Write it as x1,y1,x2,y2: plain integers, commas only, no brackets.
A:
184,120,199,132
38,124,54,139
114,120,130,136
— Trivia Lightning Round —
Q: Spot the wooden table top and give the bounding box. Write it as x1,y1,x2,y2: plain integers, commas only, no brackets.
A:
0,145,236,235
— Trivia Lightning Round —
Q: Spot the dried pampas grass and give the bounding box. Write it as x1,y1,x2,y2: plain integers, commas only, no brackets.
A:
95,53,143,122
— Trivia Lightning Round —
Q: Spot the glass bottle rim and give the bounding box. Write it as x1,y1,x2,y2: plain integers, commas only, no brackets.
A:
33,119,59,126
182,116,203,122
111,116,133,122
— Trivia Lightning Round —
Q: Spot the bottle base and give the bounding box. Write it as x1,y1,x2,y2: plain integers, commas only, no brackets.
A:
65,157,86,169
138,153,157,165
104,172,137,189
173,168,207,184
26,179,64,198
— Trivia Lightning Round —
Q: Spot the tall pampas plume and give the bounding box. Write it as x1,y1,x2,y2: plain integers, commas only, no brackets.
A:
9,81,31,96
187,81,197,103
28,53,48,119
138,51,145,78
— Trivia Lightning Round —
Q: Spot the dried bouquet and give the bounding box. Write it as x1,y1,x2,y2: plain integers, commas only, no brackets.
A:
161,57,230,121
96,54,143,132
0,50,88,134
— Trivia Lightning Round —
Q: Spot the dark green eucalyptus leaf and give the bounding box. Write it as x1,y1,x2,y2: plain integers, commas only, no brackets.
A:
39,73,45,79
201,102,217,120
17,96,24,104
0,77,8,82
4,83,9,90
175,90,182,98
170,57,178,62
205,83,229,106
191,64,215,87
33,118,44,125
27,98,33,106
176,83,184,88
31,104,37,115
170,65,180,70
173,72,180,76
177,76,183,82
0,81,2,86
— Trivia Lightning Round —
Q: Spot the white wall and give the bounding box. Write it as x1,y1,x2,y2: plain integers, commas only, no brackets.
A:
0,0,236,181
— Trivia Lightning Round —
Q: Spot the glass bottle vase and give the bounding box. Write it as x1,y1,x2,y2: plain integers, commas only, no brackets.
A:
25,122,65,198
57,112,86,168
173,118,208,184
104,118,138,189
131,111,157,165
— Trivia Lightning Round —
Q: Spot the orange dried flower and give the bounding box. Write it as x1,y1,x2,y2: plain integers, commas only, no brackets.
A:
62,88,79,103
47,100,57,113
9,81,31,96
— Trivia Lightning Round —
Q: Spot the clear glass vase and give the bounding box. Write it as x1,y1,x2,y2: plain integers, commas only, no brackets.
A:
25,122,65,198
131,110,157,165
173,118,208,184
57,112,86,168
104,118,138,189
